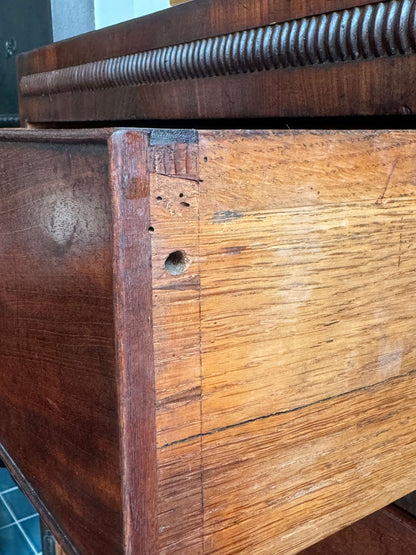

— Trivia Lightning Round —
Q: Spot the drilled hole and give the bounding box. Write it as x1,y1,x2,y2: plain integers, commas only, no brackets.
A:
180,201,190,207
179,193,184,198
164,250,190,276
148,226,154,233
156,196,163,201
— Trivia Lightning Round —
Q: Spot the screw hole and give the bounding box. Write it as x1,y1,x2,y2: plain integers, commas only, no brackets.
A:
179,193,184,198
148,226,154,233
164,250,190,276
203,156,208,162
157,196,163,201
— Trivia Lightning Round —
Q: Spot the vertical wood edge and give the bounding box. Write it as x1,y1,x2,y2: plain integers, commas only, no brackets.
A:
148,129,205,552
109,130,158,554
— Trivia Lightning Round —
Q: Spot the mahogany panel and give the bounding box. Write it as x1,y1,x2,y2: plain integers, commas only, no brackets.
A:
17,0,371,73
0,132,121,554
0,129,160,554
17,0,416,123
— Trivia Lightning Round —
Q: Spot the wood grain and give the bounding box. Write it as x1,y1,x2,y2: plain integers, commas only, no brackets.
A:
0,133,121,554
196,130,416,431
16,0,415,123
2,129,416,553
149,130,416,552
109,130,158,553
202,371,416,553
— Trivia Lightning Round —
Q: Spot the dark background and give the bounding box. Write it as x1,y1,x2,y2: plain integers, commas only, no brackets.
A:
0,0,52,125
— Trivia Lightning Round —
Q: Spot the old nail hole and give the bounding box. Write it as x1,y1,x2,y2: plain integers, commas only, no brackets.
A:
164,250,190,276
180,201,190,207
204,156,208,162
179,193,184,198
148,226,154,233
157,196,163,201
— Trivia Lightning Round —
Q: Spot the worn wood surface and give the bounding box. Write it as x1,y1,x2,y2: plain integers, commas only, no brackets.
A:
17,0,416,123
0,131,121,554
2,129,416,553
301,505,416,554
153,129,416,553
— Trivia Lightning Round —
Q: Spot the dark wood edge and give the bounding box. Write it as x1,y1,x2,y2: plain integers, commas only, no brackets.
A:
0,128,117,142
384,504,416,532
19,1,416,103
109,130,158,553
18,55,416,123
0,442,78,555
17,0,373,75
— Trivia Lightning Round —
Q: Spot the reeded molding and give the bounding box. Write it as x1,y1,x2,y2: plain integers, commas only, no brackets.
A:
20,0,416,97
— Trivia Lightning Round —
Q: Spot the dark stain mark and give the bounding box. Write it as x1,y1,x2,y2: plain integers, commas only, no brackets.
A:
154,276,201,291
156,386,202,407
377,158,399,204
213,210,244,223
53,225,76,256
225,246,247,256
150,129,198,146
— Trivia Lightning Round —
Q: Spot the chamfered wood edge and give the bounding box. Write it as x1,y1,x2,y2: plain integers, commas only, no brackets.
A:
109,129,159,553
0,443,78,555
0,128,115,143
16,0,373,76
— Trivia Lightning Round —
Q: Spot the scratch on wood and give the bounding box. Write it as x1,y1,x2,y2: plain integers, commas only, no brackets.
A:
213,210,244,223
398,232,403,267
160,367,416,449
157,173,199,183
376,158,399,204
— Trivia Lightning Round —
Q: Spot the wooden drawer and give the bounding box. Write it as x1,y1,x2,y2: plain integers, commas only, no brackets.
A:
1,128,416,554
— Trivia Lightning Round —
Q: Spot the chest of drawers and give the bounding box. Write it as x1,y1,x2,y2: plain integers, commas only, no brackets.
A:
1,126,416,553
3,0,416,552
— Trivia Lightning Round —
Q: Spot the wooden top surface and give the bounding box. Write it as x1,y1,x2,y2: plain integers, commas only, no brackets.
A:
17,0,372,72
17,0,416,123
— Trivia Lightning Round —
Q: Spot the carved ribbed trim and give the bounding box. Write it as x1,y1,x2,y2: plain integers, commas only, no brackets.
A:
20,0,416,97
